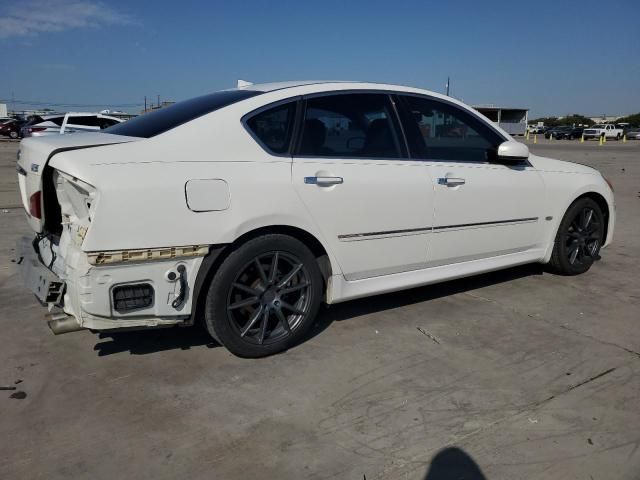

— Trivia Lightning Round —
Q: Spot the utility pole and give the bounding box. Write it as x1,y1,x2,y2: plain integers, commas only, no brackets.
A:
157,94,160,108
446,76,450,96
144,95,147,112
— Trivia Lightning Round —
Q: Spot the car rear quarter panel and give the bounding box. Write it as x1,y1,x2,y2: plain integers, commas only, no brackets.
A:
48,116,341,273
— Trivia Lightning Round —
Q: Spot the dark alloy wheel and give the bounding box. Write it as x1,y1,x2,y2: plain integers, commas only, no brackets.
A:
227,251,312,345
548,198,605,275
204,234,323,357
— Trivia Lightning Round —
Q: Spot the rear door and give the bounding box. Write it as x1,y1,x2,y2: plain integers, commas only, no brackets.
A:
290,92,435,281
396,94,546,267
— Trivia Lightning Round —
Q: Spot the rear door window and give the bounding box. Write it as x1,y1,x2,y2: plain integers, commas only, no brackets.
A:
67,116,100,128
295,93,404,159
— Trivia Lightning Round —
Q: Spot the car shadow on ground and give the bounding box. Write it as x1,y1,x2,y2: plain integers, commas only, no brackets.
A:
307,263,544,342
93,324,219,356
93,263,544,357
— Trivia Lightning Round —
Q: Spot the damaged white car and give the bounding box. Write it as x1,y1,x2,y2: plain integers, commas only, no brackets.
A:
16,81,615,357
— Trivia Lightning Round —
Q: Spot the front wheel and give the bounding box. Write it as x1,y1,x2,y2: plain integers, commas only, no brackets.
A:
9,130,18,139
204,234,323,357
548,198,605,275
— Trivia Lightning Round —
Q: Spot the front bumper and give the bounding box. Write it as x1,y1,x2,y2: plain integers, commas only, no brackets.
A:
17,236,205,331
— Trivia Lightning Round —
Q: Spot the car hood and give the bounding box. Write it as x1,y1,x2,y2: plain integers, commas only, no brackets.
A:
529,154,599,175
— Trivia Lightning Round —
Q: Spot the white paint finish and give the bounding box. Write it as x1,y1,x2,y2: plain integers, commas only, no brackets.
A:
293,158,434,280
185,179,230,212
328,248,547,303
497,140,529,159
427,162,547,264
16,132,139,232
15,81,616,331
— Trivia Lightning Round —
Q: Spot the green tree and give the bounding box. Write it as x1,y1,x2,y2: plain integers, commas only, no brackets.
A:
530,115,594,127
530,116,560,127
614,113,640,127
559,114,594,126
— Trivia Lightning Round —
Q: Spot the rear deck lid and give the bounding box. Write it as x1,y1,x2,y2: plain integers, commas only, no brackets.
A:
17,132,140,233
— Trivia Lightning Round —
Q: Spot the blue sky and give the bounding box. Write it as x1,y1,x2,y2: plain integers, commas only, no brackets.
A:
1,0,638,117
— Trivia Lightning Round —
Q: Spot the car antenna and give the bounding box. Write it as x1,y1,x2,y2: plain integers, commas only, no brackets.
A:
237,80,254,88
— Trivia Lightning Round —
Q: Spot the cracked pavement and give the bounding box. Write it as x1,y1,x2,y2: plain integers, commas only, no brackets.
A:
1,138,639,479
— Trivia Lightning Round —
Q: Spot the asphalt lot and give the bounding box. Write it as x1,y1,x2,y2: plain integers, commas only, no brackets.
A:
1,136,639,479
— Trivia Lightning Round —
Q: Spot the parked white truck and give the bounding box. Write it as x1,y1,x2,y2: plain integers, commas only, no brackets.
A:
583,124,624,140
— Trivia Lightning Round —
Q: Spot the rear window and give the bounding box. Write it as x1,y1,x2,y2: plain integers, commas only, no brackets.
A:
104,90,263,138
67,116,102,127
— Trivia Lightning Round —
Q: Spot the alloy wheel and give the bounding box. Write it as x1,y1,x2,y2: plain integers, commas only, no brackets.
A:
226,251,312,345
564,206,602,265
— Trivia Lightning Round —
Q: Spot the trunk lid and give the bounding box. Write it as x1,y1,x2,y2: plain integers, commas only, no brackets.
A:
17,132,140,233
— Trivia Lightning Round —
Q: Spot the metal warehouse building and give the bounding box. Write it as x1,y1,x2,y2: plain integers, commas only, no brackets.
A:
473,105,529,136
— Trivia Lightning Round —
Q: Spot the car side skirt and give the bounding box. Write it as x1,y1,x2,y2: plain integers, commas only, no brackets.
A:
326,247,546,304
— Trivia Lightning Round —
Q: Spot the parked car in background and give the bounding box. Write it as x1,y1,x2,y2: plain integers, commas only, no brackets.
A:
0,118,26,139
16,81,615,358
527,125,545,134
583,124,624,140
545,126,584,140
625,128,640,140
21,112,123,137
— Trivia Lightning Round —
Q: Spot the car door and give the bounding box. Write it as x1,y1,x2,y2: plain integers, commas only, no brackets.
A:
396,94,546,267
291,92,435,281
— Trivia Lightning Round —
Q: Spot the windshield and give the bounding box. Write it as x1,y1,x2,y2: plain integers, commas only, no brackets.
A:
104,89,263,138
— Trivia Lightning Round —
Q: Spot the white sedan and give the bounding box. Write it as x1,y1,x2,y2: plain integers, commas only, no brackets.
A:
16,81,615,357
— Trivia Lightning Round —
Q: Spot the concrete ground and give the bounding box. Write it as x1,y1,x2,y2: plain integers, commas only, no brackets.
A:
1,137,639,479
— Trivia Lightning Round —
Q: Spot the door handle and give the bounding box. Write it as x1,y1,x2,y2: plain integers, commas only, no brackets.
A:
304,176,344,186
438,177,465,187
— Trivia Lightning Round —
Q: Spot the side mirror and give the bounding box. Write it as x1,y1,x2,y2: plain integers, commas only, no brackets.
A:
497,140,529,162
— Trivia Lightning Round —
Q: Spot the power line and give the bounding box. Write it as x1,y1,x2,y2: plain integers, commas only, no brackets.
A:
0,98,144,108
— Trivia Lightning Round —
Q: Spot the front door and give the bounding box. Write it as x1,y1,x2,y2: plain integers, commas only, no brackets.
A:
397,94,546,267
292,93,435,281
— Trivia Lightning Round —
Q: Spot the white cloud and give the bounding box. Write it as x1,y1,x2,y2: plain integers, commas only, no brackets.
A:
0,0,135,39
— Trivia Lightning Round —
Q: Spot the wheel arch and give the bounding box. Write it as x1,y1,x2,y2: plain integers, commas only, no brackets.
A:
543,189,612,264
574,191,610,244
189,225,335,326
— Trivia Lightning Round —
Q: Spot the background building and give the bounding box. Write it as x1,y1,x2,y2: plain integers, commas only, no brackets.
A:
473,105,528,136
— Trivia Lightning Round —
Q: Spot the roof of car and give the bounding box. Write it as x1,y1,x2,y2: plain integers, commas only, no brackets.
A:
240,80,357,92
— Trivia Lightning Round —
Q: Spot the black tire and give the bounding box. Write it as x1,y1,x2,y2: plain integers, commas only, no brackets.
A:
548,198,605,275
9,130,18,139
204,234,323,357
616,133,621,140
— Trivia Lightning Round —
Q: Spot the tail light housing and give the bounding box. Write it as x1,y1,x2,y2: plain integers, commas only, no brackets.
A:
28,127,46,134
29,191,42,218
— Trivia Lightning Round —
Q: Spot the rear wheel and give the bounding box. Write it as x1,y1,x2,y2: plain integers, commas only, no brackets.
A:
9,130,18,139
548,198,604,275
204,234,323,357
